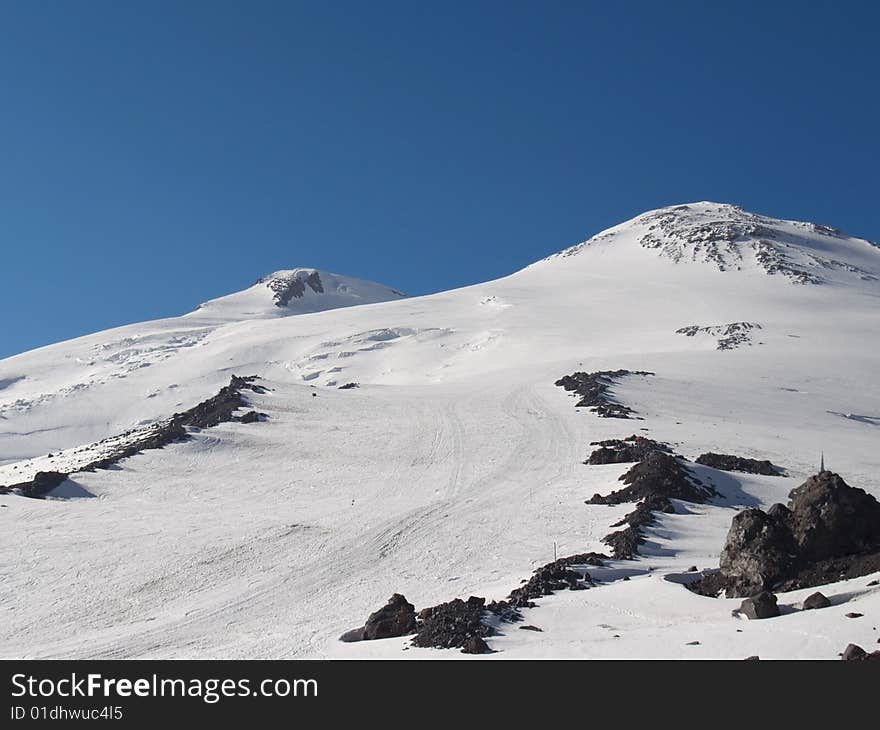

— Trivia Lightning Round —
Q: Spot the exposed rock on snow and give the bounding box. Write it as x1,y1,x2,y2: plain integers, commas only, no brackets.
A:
505,554,602,607
802,592,831,610
695,453,782,476
0,375,266,497
262,269,326,307
0,470,68,498
675,322,762,350
840,644,880,661
787,471,880,562
585,435,672,465
587,451,714,506
636,204,879,284
555,370,653,419
691,471,880,597
339,593,417,643
602,494,677,560
718,508,799,597
586,451,715,560
412,596,493,653
735,591,780,620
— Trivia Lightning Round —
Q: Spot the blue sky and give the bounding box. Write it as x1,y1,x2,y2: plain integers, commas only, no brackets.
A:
1,1,878,358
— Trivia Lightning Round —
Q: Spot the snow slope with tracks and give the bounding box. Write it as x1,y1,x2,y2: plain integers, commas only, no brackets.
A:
1,201,879,659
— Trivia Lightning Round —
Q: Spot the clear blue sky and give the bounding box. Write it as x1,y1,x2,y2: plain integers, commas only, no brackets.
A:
1,1,878,358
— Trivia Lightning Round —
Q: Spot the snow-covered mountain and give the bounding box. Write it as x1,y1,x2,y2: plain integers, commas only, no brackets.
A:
1,202,878,660
191,267,406,321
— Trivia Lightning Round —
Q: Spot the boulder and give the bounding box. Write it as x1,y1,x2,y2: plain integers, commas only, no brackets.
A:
786,471,880,562
719,509,798,596
737,591,779,619
363,593,417,640
339,593,416,642
802,592,831,610
461,635,490,654
844,646,880,660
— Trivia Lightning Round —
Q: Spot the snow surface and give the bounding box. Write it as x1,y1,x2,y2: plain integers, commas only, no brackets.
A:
1,201,878,659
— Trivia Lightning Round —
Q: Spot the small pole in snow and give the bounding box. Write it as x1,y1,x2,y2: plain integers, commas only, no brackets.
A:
820,451,825,473
553,541,557,561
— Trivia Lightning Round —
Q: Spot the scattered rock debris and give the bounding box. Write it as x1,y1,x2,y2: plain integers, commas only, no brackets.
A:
554,369,654,419
695,452,782,476
585,435,671,465
0,375,267,498
675,322,762,350
586,451,715,559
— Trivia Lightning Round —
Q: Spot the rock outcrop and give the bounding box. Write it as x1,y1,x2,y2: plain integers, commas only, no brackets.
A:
690,471,880,597
412,596,493,653
585,435,671,465
505,554,602,607
339,593,417,642
0,375,267,497
555,369,653,419
695,452,781,476
587,452,714,560
587,451,715,506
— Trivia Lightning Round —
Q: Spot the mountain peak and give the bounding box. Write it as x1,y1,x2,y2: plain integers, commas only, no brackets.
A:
548,202,879,286
192,267,406,320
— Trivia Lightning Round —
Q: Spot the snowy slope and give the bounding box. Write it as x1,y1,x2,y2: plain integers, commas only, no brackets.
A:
1,202,878,659
0,267,405,464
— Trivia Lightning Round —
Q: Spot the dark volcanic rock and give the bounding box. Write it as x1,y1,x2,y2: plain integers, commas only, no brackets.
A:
718,509,799,597
363,593,417,640
237,410,265,423
737,591,779,619
3,470,67,498
340,593,417,643
602,526,644,560
786,471,880,562
601,494,676,559
412,596,492,650
554,369,653,419
695,452,782,476
586,435,672,465
766,503,792,520
690,471,880,597
460,635,490,654
264,270,325,307
802,592,831,610
506,554,601,607
0,375,267,497
840,644,880,661
587,452,714,506
338,382,360,390
589,452,711,560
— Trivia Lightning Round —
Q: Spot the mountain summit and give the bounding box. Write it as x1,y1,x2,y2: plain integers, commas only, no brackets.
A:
545,202,880,287
191,267,406,320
